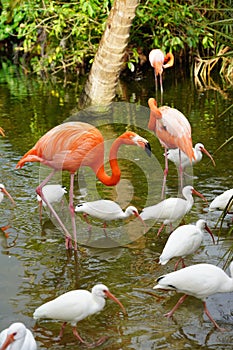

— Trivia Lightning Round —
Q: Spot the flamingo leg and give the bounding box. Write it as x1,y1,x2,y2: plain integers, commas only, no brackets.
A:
36,170,72,249
69,173,77,251
164,294,188,318
179,150,183,190
154,70,158,94
161,148,168,199
159,73,163,105
39,200,43,223
203,301,226,331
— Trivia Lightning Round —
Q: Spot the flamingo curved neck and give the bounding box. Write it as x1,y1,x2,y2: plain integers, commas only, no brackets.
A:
95,137,123,186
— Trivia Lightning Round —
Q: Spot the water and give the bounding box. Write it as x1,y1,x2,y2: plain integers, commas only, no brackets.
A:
0,63,232,349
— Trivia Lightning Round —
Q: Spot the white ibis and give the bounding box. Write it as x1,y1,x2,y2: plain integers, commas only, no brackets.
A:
75,199,145,229
37,184,67,221
153,262,233,331
33,283,126,346
159,219,215,270
148,98,195,197
0,322,37,350
140,186,206,235
209,189,233,213
0,184,15,206
165,143,216,169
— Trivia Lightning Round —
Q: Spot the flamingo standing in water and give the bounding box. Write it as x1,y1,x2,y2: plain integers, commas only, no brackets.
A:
148,98,195,197
159,219,215,270
149,49,174,97
0,322,37,350
153,261,233,331
33,283,126,347
140,186,206,235
16,122,151,250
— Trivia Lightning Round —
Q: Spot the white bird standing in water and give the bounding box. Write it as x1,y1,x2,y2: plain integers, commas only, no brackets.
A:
209,189,233,213
153,262,233,331
0,322,37,350
159,219,215,270
37,184,67,220
75,199,145,228
0,184,15,206
140,186,206,235
165,143,216,170
33,283,126,347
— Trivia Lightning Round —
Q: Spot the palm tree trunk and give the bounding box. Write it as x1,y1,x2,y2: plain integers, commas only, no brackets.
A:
79,0,139,108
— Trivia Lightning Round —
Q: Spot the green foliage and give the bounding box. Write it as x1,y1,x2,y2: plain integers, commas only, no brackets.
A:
0,0,111,75
133,0,233,55
0,0,232,76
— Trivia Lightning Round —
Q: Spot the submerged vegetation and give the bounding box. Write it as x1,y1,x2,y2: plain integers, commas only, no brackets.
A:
0,0,232,78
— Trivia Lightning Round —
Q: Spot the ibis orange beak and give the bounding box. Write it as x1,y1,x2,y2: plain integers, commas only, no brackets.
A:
0,333,15,350
133,211,147,228
1,187,15,206
204,223,215,244
200,146,216,167
104,290,126,315
192,188,207,203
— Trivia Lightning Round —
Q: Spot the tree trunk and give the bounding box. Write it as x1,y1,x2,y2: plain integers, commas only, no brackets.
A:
79,0,139,108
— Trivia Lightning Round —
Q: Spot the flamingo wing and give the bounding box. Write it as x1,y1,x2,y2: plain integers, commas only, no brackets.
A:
156,107,194,159
16,122,104,173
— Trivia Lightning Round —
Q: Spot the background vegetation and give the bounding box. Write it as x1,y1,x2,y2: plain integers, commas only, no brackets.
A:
0,0,232,78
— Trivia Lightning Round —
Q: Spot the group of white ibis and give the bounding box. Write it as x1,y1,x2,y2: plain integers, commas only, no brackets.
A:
0,49,233,349
147,48,233,333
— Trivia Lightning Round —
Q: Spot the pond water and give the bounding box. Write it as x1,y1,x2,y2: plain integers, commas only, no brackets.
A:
0,62,232,350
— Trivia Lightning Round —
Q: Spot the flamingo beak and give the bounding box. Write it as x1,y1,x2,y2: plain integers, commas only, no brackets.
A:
1,188,15,206
132,135,151,157
201,147,216,166
204,223,215,244
104,290,127,315
145,142,151,157
192,188,208,203
0,333,15,350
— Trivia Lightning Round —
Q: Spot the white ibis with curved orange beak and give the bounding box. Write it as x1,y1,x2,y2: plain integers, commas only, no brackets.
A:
0,184,15,206
159,219,215,270
140,186,207,235
153,262,233,331
33,283,126,347
0,322,37,350
165,143,216,170
75,199,145,229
